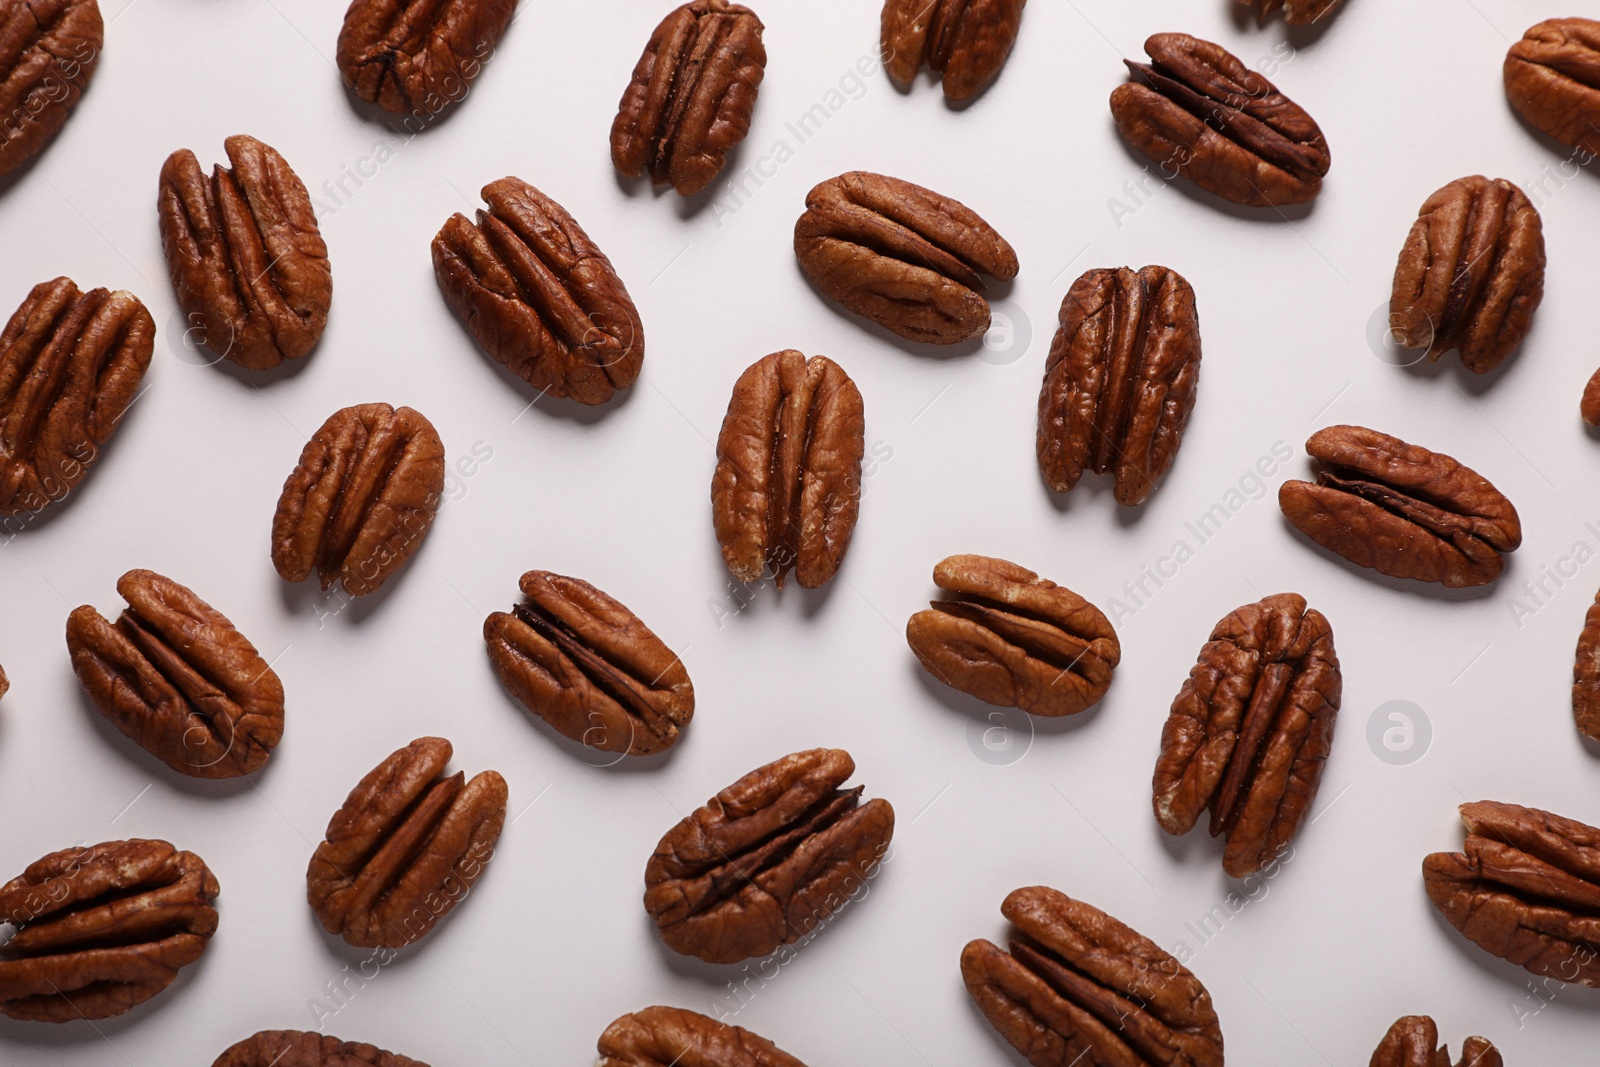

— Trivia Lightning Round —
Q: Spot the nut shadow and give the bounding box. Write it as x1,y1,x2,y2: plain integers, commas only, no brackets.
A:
202,345,321,388
1109,131,1318,224
446,319,639,427
609,141,747,223
1275,513,1504,602
908,659,1107,740
1424,899,1600,1008
71,682,263,799
790,259,989,361
1394,338,1527,398
1040,471,1158,529
274,555,416,626
1506,99,1600,174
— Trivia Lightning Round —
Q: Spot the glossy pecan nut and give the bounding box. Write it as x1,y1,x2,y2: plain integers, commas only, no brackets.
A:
433,176,643,405
0,839,218,1022
1505,19,1600,156
711,350,864,589
1584,367,1600,427
0,277,154,517
484,570,694,755
213,1030,430,1067
0,0,101,178
1238,0,1342,25
906,554,1119,717
599,1006,807,1067
794,171,1018,344
0,663,7,699
336,0,513,115
962,886,1224,1067
66,569,285,778
1575,593,1600,740
1111,33,1330,207
881,0,1025,101
1279,425,1521,587
1037,265,1201,506
271,402,445,597
1368,1016,1501,1067
645,748,893,964
307,736,506,949
158,135,331,371
611,1,765,196
1152,593,1340,878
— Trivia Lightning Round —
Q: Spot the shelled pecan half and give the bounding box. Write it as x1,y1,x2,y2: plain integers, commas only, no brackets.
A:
881,0,1026,101
1368,1016,1501,1067
598,1006,807,1067
0,0,102,177
212,1030,431,1067
336,0,514,116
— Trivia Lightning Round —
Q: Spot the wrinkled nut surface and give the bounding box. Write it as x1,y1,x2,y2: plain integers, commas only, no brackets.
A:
1574,591,1600,740
271,402,445,597
1152,593,1340,878
1368,1016,1501,1067
645,748,894,965
611,1,766,197
907,554,1119,717
794,171,1018,344
1111,33,1330,207
1238,0,1342,26
307,736,506,949
962,886,1224,1067
158,135,331,371
0,839,218,1022
484,570,693,756
881,0,1026,101
1389,176,1544,374
433,176,643,405
1583,367,1600,427
336,0,512,115
66,569,285,778
1505,19,1600,157
598,1006,807,1067
1279,425,1521,587
1037,265,1201,506
0,276,154,517
212,1030,430,1067
0,0,101,178
711,350,864,589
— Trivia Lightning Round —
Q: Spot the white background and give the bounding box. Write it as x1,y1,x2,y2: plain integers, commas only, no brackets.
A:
2,0,1599,1062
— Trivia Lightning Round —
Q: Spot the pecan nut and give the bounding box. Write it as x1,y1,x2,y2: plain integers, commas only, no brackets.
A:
1583,366,1600,427
484,570,694,755
336,0,513,115
1111,33,1330,208
158,135,332,371
881,0,1026,101
1238,0,1342,26
1152,593,1340,877
433,176,644,405
1368,1016,1501,1067
0,277,154,517
644,748,893,965
213,1031,430,1067
0,0,101,178
66,569,285,778
271,402,445,597
599,1006,806,1067
1574,592,1600,740
610,1,766,196
1278,425,1522,587
711,350,864,589
794,171,1018,344
0,839,218,1022
307,736,506,949
1037,265,1201,505
1505,19,1600,157
961,886,1224,1067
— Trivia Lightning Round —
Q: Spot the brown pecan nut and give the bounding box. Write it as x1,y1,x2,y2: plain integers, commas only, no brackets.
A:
65,569,285,778
336,0,513,115
0,277,154,517
307,736,506,949
0,0,101,178
1505,19,1600,157
711,350,864,589
213,1031,430,1067
645,748,893,965
158,135,332,371
1574,592,1600,740
962,886,1224,1067
1111,33,1330,208
611,1,766,197
0,839,218,1022
433,176,643,405
1238,0,1342,26
1037,265,1201,506
599,1006,806,1067
794,171,1018,344
1278,425,1521,587
1152,593,1340,878
271,402,444,597
1369,1016,1501,1067
881,0,1025,101
484,570,694,756
1583,366,1600,427
0,663,7,699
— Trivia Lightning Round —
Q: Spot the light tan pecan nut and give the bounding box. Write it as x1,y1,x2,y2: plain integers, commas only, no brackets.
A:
0,0,102,177
212,1030,431,1067
336,0,514,115
598,1006,807,1067
1504,19,1600,157
1368,1016,1501,1067
881,0,1026,101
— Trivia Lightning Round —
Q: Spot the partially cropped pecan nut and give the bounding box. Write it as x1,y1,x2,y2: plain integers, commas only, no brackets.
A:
1152,593,1340,877
962,886,1224,1067
1573,592,1600,740
1111,33,1330,208
1037,265,1201,506
337,0,513,115
1238,0,1342,26
0,839,218,1022
433,177,643,405
66,569,285,778
881,0,1025,101
1505,19,1600,157
1279,425,1521,587
1369,1016,1501,1067
599,1006,807,1067
0,0,101,178
271,402,445,597
307,736,506,949
0,277,154,517
213,1030,430,1067
158,135,332,371
711,350,864,589
645,748,893,964
794,171,1018,344
611,1,766,196
1584,367,1600,427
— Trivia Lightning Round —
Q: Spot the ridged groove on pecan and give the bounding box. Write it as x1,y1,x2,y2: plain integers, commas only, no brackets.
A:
307,736,506,949
66,569,286,778
598,1005,807,1067
881,0,1026,101
0,839,219,1023
0,0,102,176
336,0,514,114
1504,19,1600,156
1574,592,1600,741
212,1030,432,1067
644,748,894,965
0,277,154,516
1239,0,1342,26
1368,1016,1502,1067
1152,593,1340,877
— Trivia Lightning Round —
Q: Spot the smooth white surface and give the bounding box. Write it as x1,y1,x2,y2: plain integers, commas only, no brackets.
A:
1,0,1598,1061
